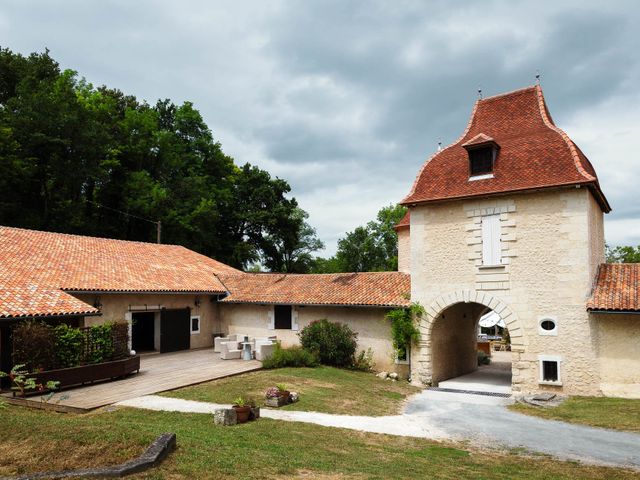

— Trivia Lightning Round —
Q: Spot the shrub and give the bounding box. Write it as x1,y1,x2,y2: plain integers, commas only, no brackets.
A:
477,351,491,366
54,324,84,368
12,321,55,371
262,345,319,369
298,319,357,367
351,348,375,372
86,323,114,364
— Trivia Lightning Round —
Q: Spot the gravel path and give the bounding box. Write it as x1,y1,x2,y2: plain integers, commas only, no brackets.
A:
117,394,449,439
117,391,640,470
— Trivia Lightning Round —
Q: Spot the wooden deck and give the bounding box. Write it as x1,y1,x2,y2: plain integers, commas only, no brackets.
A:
6,349,261,413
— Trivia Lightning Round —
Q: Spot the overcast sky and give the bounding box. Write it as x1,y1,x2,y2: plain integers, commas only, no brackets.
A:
2,0,639,254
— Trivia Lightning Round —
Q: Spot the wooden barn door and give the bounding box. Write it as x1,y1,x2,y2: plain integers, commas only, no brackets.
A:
160,308,191,353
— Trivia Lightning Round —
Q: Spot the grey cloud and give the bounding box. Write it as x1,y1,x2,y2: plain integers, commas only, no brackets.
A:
1,0,639,253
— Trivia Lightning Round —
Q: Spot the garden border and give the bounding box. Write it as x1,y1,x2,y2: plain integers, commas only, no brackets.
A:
1,432,176,479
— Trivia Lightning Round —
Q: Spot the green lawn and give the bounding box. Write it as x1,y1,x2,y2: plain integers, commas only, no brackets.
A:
1,402,639,479
510,396,640,432
162,366,421,416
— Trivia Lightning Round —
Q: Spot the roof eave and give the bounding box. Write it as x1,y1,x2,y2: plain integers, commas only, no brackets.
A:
587,309,640,315
0,310,102,320
401,182,610,212
63,289,226,295
220,300,410,309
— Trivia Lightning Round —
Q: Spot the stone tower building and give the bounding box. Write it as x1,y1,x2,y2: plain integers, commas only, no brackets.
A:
398,85,616,395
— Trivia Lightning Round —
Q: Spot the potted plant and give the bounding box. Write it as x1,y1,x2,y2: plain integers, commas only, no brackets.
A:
265,384,290,407
232,396,251,424
276,383,290,401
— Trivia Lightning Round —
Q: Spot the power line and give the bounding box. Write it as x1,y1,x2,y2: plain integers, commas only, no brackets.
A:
86,199,162,243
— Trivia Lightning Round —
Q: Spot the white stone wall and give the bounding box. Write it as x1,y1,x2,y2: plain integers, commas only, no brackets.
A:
409,188,606,395
397,228,411,274
594,312,640,398
73,293,221,350
219,303,406,374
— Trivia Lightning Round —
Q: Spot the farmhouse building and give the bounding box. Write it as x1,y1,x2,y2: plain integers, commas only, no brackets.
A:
1,85,638,398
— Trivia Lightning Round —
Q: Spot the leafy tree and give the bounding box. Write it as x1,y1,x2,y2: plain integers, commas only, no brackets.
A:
261,207,325,273
0,47,323,271
606,244,640,263
313,204,407,272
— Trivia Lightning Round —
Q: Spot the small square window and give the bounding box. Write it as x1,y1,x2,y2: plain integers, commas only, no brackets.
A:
190,315,201,334
469,148,494,176
538,355,562,385
542,361,558,382
395,345,410,364
274,305,292,330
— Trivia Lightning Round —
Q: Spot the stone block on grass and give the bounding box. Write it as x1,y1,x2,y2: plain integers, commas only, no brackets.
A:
213,408,237,426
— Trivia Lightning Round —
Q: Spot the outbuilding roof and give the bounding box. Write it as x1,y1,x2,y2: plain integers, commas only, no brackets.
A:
401,86,610,212
587,264,640,312
218,272,411,308
0,226,239,318
394,211,410,230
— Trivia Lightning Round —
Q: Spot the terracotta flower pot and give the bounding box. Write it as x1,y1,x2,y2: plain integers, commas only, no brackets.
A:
233,405,251,424
278,390,290,401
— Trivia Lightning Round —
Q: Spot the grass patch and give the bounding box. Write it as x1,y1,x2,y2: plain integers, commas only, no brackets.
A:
162,366,420,416
510,396,640,432
0,404,638,479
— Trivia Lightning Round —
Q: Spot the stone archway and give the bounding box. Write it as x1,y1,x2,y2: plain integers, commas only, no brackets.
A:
411,289,527,389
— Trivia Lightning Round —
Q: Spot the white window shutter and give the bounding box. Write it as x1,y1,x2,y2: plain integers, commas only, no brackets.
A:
491,214,502,265
481,215,501,265
291,307,299,331
267,308,275,330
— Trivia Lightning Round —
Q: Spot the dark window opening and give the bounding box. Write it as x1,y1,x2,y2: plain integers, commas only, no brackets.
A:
469,147,494,176
274,305,292,329
191,317,200,333
541,320,556,331
542,360,559,382
396,345,408,362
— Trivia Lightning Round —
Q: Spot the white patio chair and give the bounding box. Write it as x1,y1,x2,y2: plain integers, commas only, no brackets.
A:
255,342,275,361
214,336,230,353
220,341,242,360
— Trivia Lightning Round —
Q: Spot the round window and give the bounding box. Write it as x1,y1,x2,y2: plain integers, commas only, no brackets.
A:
540,320,556,331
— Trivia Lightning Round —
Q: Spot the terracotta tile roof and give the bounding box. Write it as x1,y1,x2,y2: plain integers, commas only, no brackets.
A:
218,272,411,308
0,285,99,319
394,211,410,230
461,133,496,148
0,226,240,318
401,86,610,212
587,264,640,312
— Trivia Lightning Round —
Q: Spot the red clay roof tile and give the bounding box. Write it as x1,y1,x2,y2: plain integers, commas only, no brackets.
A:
587,264,640,312
394,211,410,230
218,272,411,308
0,226,240,318
401,86,610,212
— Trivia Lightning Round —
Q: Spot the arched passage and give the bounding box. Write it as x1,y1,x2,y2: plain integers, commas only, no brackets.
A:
412,290,525,389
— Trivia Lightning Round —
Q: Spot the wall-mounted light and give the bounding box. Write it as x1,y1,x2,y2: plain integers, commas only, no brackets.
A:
93,297,102,310
194,297,201,308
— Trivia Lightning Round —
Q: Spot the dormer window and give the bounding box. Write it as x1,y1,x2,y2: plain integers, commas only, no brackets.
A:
469,147,494,175
462,133,499,180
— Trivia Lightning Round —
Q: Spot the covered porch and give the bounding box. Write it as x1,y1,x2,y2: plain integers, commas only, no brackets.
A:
6,349,261,413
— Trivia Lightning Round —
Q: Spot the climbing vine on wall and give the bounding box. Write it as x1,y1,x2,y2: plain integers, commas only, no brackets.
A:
386,303,424,359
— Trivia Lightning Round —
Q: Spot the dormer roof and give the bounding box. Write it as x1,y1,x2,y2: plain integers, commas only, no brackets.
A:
401,86,610,212
461,133,497,149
